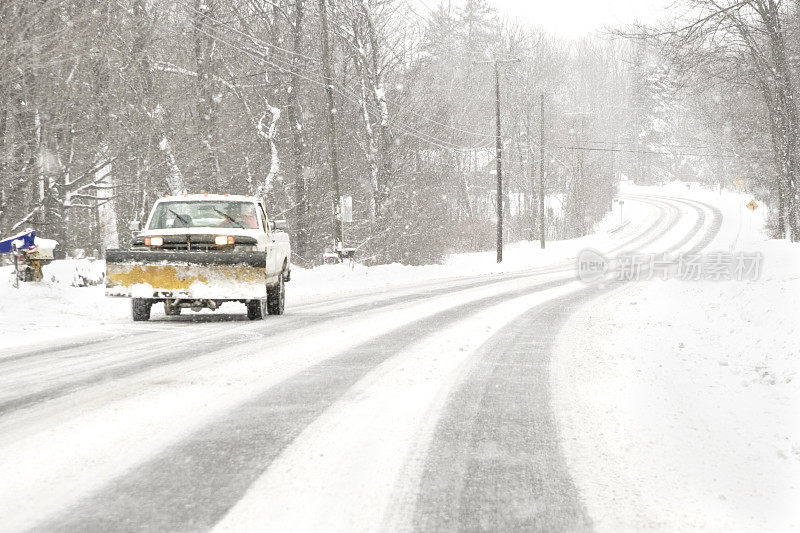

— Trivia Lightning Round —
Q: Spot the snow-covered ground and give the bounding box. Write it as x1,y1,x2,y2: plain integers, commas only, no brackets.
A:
213,281,585,532
0,181,796,531
0,260,128,352
0,193,652,352
552,182,800,531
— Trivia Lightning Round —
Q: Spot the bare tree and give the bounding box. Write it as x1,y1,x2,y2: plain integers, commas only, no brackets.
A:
632,0,799,240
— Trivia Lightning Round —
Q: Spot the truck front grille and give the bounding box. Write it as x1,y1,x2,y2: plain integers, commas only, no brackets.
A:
132,234,258,251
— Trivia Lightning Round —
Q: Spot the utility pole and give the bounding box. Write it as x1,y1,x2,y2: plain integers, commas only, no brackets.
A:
317,0,344,251
475,57,519,263
494,61,503,263
610,121,616,210
539,93,546,249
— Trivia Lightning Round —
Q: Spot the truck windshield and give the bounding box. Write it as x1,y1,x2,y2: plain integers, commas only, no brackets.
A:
148,201,260,230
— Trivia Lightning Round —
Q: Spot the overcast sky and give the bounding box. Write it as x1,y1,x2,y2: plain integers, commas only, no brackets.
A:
415,0,673,38
502,0,673,37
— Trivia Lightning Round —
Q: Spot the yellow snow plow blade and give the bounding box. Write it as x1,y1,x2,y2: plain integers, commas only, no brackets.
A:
105,250,267,300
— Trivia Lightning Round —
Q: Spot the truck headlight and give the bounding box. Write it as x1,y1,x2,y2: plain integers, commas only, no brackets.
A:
145,236,163,247
215,235,235,246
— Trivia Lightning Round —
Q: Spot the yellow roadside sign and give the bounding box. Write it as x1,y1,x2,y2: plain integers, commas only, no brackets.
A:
746,199,758,211
734,177,745,188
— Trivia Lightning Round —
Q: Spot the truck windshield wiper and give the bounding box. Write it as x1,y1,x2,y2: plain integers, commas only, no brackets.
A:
212,207,244,228
168,208,191,226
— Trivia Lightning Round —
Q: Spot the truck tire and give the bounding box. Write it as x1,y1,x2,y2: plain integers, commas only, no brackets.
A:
164,300,182,316
267,272,285,315
247,298,266,320
132,298,152,321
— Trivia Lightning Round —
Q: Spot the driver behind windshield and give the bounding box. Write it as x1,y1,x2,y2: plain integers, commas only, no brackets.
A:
218,203,259,229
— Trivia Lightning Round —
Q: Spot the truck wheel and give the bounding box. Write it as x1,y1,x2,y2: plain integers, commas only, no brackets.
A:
132,298,152,321
246,298,266,320
267,272,285,315
164,300,182,316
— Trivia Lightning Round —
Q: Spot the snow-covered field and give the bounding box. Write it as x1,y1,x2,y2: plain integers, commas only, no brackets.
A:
553,182,800,531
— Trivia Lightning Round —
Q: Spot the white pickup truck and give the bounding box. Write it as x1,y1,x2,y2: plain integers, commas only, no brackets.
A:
106,194,291,321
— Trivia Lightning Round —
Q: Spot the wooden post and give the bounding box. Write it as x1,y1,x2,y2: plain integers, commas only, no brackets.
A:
12,243,19,289
539,93,546,249
494,61,503,263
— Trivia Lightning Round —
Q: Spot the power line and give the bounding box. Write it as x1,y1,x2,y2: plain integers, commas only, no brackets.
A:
556,144,756,159
576,138,770,154
189,19,492,152
185,1,494,141
179,0,321,64
184,3,758,163
191,20,493,151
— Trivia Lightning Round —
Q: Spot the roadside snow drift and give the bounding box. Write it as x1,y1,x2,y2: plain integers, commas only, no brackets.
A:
552,183,800,531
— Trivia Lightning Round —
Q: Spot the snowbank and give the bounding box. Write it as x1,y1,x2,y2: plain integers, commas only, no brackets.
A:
0,261,129,353
289,197,650,301
553,181,800,531
43,258,106,286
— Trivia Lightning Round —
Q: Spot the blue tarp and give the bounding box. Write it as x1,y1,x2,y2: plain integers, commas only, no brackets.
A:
0,230,36,254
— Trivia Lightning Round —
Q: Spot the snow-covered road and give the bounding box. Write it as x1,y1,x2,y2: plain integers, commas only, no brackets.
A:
1,186,795,531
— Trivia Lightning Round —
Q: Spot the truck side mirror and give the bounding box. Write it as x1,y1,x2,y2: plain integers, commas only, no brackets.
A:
128,220,141,232
274,219,287,231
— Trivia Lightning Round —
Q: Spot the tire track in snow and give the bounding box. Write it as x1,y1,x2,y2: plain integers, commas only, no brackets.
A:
37,278,580,533
0,199,671,420
407,194,722,531
213,284,588,532
204,196,696,532
276,195,668,316
624,193,723,255
31,197,680,531
6,197,676,531
2,194,667,367
3,275,579,532
0,274,573,419
411,294,596,532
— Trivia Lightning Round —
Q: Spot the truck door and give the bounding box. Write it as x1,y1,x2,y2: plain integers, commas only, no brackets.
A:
260,203,279,280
